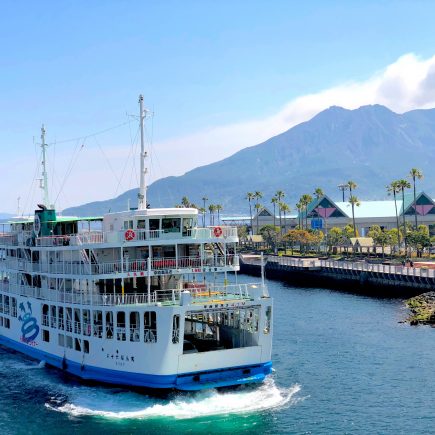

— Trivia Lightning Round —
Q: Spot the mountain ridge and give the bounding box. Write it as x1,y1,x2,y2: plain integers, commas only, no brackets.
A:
63,104,435,216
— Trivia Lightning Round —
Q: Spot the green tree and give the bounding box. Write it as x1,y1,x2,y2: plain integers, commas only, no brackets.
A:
254,191,263,233
215,204,223,225
408,228,431,257
348,195,360,238
327,227,343,251
314,187,324,199
246,192,254,234
280,202,290,235
300,194,313,230
208,204,216,225
409,168,423,229
254,202,263,234
259,225,280,250
397,178,411,254
387,181,402,251
199,207,206,227
271,196,278,228
181,196,190,207
275,190,285,233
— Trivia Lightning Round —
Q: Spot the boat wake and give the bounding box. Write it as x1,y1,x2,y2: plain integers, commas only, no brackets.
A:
45,377,301,420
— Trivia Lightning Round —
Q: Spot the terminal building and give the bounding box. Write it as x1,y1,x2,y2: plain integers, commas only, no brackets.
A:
222,192,435,237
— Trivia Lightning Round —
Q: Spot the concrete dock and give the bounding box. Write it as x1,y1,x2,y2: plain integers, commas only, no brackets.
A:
240,254,435,298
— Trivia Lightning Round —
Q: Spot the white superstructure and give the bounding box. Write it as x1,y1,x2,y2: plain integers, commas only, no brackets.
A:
0,96,273,390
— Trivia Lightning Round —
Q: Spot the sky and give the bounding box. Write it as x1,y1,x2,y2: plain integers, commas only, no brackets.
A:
2,0,435,214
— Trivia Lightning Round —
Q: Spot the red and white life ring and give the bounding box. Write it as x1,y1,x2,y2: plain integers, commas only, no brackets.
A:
125,229,136,241
213,226,223,237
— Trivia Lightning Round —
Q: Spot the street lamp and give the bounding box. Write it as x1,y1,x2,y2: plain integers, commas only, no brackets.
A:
338,184,349,202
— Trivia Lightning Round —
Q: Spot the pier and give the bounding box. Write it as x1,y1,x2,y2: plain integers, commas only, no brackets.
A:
240,255,435,298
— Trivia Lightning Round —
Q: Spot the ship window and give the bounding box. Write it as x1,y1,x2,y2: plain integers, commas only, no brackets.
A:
130,311,140,342
4,318,10,329
83,340,89,354
144,311,157,343
74,309,81,335
264,306,272,334
172,315,180,344
93,310,103,338
11,298,17,317
42,329,50,342
58,307,64,330
66,307,73,333
0,317,3,327
105,312,113,339
42,304,49,326
50,305,57,328
66,335,73,349
0,294,3,313
83,309,91,336
116,311,126,341
162,218,181,233
124,220,133,230
182,218,193,236
137,219,146,229
58,334,65,347
75,338,82,352
4,296,9,315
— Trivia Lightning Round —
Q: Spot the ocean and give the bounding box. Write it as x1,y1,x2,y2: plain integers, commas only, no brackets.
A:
1,274,434,434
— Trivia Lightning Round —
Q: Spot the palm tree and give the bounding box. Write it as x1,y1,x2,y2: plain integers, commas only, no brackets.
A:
397,178,411,254
271,197,278,228
254,191,263,233
215,204,223,224
296,202,302,229
347,180,357,199
348,195,360,238
387,181,402,251
301,194,313,230
409,168,423,229
254,203,263,234
181,196,190,207
314,187,324,199
246,192,254,234
201,196,208,227
208,204,216,226
280,203,290,234
275,190,285,233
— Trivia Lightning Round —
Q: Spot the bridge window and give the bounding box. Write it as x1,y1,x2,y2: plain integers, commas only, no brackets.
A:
105,312,113,339
83,309,91,336
66,308,73,332
42,330,50,342
58,307,64,330
144,311,157,343
264,306,272,334
162,218,181,233
116,311,126,341
93,310,103,338
74,309,81,335
50,305,57,328
83,339,89,354
130,311,140,342
42,304,49,326
11,298,17,317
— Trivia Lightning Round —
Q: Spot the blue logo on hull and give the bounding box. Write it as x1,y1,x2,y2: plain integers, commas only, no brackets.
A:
18,302,40,343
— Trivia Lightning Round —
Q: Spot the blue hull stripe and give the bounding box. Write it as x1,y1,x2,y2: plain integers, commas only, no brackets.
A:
0,335,272,390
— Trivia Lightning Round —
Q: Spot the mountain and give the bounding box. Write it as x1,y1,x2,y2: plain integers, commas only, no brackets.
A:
63,104,435,216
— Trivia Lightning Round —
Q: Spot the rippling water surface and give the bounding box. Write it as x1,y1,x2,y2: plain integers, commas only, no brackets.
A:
1,276,435,434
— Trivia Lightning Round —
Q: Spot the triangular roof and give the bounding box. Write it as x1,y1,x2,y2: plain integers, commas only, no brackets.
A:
402,191,435,216
300,195,347,219
350,237,373,247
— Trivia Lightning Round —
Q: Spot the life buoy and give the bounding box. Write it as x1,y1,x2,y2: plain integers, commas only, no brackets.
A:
213,226,223,237
125,229,135,241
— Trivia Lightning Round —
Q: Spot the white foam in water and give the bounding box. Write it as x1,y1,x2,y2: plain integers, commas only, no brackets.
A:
46,377,301,420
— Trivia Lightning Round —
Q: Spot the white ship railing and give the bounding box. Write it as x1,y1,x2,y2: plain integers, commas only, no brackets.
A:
0,281,264,307
33,226,238,247
1,255,239,276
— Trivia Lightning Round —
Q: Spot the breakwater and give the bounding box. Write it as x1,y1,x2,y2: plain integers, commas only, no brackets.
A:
240,255,435,298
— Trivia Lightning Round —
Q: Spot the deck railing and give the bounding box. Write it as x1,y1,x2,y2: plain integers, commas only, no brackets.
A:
0,281,263,307
269,256,435,279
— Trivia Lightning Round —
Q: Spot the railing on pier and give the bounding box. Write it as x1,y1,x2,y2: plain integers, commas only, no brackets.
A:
268,256,435,279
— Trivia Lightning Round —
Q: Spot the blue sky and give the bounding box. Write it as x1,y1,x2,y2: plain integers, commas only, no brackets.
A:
2,1,435,213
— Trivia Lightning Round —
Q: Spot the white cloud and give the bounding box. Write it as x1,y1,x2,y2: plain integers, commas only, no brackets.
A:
6,52,435,213
153,53,435,181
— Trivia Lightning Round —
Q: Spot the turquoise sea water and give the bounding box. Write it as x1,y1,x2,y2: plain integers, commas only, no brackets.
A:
1,275,434,434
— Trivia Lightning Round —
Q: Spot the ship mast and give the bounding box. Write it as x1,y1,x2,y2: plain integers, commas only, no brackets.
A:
40,124,50,208
138,94,148,210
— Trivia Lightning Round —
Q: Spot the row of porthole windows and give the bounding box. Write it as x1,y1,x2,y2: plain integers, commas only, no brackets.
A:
0,294,17,318
41,304,158,343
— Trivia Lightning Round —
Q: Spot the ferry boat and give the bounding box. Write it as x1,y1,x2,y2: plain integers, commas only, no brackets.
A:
0,96,273,390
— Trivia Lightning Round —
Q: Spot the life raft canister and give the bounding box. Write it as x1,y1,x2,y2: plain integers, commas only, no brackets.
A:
213,226,223,237
125,229,136,241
